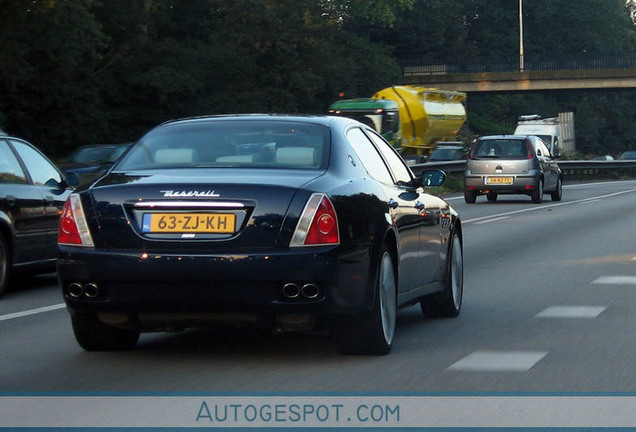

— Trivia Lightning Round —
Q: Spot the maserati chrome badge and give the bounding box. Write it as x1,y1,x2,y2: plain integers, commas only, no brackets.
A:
160,190,220,197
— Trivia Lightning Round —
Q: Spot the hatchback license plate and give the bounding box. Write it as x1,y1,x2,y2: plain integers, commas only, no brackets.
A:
142,213,236,233
485,176,513,185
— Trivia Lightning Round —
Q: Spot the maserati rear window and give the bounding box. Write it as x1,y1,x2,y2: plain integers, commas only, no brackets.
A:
116,120,330,170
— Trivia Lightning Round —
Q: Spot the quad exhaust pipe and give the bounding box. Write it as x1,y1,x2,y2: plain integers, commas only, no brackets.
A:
282,282,320,300
67,282,100,299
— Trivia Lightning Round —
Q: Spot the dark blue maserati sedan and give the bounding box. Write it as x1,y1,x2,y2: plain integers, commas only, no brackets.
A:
57,115,463,355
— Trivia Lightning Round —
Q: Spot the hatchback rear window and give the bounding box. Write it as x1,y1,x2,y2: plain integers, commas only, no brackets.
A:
471,139,527,159
116,120,330,170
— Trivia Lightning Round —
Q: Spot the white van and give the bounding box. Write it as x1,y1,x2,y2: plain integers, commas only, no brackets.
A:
514,113,575,157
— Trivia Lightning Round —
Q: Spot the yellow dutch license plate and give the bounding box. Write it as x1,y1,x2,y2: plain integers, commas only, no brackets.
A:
142,213,236,233
485,176,513,185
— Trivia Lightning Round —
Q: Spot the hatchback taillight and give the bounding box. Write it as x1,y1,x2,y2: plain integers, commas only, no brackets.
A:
58,195,94,246
526,140,535,159
290,193,340,247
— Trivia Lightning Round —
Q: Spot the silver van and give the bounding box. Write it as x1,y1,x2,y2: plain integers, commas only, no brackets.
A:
464,135,562,204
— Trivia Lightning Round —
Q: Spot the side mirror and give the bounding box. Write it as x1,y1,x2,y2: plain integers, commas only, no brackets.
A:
420,169,446,187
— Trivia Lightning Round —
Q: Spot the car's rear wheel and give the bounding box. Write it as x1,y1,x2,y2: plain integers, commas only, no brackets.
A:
334,246,396,355
486,193,497,202
421,232,463,318
464,191,476,204
0,232,10,297
71,314,140,351
550,178,563,201
531,179,544,203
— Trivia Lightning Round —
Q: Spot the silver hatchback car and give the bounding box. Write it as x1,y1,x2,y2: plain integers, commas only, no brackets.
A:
464,135,562,203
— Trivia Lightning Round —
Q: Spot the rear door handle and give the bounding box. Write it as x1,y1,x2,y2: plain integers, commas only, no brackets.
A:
415,201,425,211
388,199,399,209
6,195,16,206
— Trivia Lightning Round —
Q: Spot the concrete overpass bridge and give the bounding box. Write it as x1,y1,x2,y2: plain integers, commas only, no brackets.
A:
401,53,636,92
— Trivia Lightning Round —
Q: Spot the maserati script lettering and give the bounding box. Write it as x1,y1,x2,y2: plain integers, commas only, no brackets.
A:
160,190,220,198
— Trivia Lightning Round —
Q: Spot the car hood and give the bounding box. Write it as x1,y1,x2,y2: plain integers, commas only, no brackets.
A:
84,169,325,251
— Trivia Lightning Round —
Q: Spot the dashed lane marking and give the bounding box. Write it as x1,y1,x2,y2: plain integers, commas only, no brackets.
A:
473,216,510,225
592,276,636,285
447,351,548,372
0,303,66,322
535,306,606,319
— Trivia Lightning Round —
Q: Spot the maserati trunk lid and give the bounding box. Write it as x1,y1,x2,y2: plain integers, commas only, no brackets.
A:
85,169,324,251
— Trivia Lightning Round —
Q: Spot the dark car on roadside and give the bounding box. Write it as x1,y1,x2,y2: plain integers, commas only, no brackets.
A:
464,135,562,204
619,150,636,160
0,131,73,296
60,143,131,186
57,114,464,355
426,143,465,163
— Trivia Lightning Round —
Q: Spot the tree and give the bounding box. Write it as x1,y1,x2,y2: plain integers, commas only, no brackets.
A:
0,0,108,155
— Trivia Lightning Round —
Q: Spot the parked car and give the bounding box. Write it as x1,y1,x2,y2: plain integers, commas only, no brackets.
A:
60,143,131,186
591,155,614,161
464,135,562,204
426,142,465,162
619,150,636,160
57,114,463,355
0,131,73,296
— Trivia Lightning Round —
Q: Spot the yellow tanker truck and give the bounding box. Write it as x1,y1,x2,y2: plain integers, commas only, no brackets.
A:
329,85,466,161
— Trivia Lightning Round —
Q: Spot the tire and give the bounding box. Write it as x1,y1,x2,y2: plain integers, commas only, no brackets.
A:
464,191,476,204
0,232,10,297
335,246,396,355
486,193,498,202
550,178,563,201
531,179,543,203
421,232,463,318
71,314,140,351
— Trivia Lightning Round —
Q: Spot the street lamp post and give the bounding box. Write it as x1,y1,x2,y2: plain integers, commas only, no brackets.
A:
519,0,525,72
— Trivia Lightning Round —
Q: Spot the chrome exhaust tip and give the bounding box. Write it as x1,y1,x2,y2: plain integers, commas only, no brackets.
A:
68,283,84,298
301,283,320,299
84,283,99,298
282,283,300,299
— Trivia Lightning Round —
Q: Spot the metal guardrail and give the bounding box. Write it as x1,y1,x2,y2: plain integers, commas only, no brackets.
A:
411,160,636,181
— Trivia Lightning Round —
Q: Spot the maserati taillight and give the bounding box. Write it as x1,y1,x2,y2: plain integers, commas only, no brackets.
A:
58,194,94,246
290,193,340,247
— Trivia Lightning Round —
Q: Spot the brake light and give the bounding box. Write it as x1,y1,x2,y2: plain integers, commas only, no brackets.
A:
290,193,340,247
58,194,94,246
526,140,535,159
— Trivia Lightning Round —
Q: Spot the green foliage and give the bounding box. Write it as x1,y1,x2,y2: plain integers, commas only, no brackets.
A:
1,0,636,160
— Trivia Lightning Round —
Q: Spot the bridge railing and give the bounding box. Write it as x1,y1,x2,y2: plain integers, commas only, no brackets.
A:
412,160,636,183
402,52,636,75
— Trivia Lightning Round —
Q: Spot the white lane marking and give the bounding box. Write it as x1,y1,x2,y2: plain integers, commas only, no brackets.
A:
463,188,636,224
443,180,636,202
578,199,601,204
592,276,636,285
535,306,606,319
473,216,509,225
0,303,66,322
447,351,548,372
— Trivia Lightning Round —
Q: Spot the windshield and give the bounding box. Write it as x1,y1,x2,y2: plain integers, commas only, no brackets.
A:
72,146,127,163
429,148,464,161
116,120,330,171
332,111,398,135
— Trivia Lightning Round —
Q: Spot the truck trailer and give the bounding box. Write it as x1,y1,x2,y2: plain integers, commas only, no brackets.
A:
514,112,576,157
328,85,467,161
